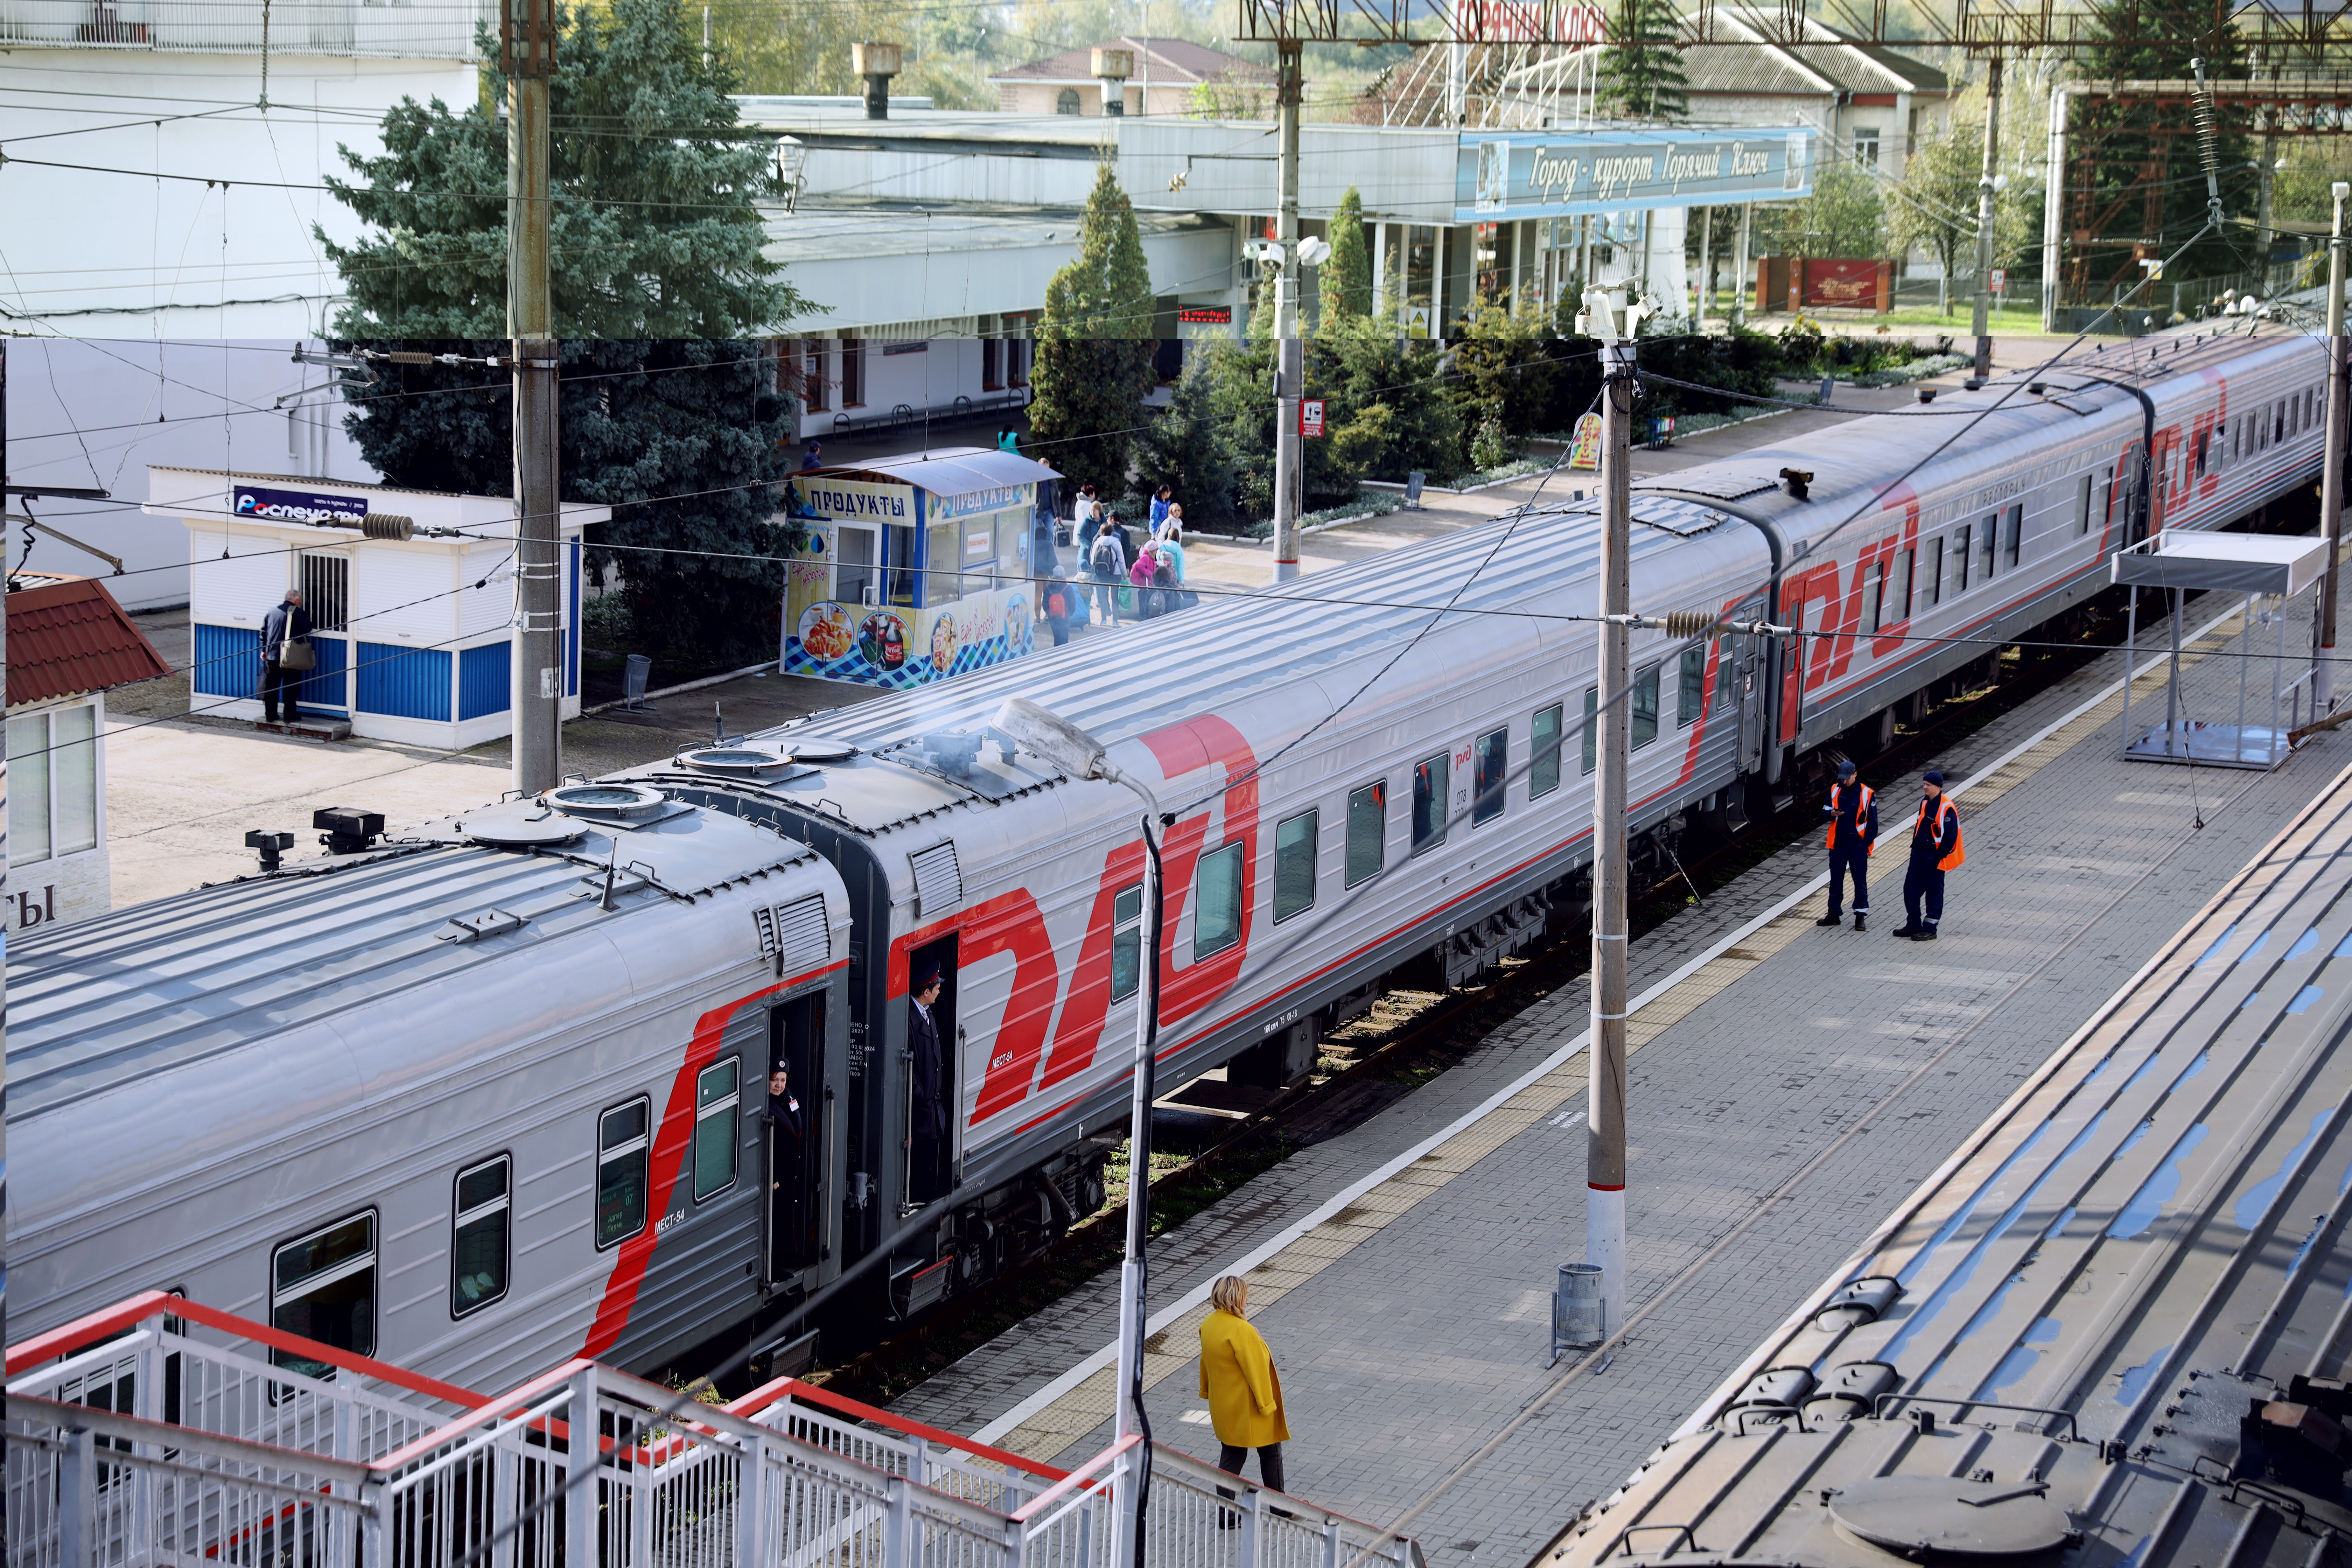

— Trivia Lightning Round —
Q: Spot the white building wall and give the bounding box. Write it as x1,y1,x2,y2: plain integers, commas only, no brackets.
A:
6,693,111,932
0,50,479,336
5,339,379,610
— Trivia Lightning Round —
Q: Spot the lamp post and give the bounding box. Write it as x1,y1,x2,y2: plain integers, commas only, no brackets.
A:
992,698,1163,1533
2320,180,2348,713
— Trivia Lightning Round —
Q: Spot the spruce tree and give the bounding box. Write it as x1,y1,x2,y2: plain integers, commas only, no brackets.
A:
320,0,807,336
1320,187,1373,328
1028,162,1160,492
336,340,797,665
1595,0,1688,122
1133,353,1240,531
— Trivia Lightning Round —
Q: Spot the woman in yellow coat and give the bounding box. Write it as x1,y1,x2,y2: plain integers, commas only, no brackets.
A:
1198,1275,1289,1494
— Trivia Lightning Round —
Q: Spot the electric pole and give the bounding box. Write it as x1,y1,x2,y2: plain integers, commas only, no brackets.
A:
1584,288,1634,1338
1970,56,2005,384
504,0,562,795
1270,40,1304,584
2319,182,2347,712
1,337,11,1358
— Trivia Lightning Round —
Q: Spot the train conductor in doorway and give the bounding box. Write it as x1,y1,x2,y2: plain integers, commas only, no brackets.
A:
1816,759,1878,931
908,966,950,1201
1894,770,1965,941
766,1063,808,1265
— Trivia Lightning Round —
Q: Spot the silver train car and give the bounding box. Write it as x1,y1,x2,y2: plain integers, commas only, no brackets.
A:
1542,761,2352,1568
8,322,2329,1394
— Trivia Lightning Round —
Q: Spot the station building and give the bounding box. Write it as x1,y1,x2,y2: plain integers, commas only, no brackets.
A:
4,574,170,932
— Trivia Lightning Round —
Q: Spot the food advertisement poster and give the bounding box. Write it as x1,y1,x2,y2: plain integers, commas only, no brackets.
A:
780,506,1035,688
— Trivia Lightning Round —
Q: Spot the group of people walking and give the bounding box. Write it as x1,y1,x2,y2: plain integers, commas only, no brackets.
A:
1037,482,1193,648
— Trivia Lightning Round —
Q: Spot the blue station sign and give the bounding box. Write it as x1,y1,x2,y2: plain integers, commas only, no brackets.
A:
1456,128,1817,222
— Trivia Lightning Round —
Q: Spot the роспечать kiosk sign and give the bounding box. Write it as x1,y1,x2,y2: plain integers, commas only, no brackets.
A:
1457,128,1815,221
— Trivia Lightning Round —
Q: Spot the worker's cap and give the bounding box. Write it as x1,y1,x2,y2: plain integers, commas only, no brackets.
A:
1922,769,1945,786
1836,759,1856,778
913,965,942,990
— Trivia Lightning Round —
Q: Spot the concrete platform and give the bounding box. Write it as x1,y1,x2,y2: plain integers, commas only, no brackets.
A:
883,590,2350,1565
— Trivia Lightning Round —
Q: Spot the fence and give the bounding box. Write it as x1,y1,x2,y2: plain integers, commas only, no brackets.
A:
7,1292,1424,1568
0,0,491,56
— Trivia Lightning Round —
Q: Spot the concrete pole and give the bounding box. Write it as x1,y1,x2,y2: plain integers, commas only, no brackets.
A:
506,0,562,795
1,337,10,1356
2318,184,2347,712
1587,292,1633,1337
1732,203,1751,328
1696,206,1712,332
1270,41,1304,584
2259,122,2278,295
2043,84,2068,333
1970,56,2004,383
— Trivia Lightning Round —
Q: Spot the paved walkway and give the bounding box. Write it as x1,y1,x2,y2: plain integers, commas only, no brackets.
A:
884,593,2350,1564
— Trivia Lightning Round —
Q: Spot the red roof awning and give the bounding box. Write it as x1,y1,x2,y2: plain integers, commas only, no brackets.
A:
6,576,171,708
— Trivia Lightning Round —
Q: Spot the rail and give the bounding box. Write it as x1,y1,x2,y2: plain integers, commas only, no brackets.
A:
0,0,493,56
8,1292,1424,1568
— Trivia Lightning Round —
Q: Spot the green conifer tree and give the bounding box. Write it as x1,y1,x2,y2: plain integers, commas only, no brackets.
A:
1133,352,1240,530
1595,0,1688,123
1320,187,1374,328
1028,162,1160,491
320,0,807,336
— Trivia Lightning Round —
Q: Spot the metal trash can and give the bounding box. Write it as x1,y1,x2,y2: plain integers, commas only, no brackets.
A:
622,654,652,710
1550,1262,1606,1365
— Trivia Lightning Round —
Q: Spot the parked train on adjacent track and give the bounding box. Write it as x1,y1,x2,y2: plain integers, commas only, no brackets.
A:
9,322,2330,1398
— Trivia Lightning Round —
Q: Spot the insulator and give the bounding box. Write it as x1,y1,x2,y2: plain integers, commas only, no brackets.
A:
1660,610,1717,638
362,513,416,541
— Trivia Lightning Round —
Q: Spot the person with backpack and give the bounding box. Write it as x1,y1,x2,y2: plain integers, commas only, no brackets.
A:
1129,539,1162,620
1087,513,1127,622
1043,578,1076,646
1894,770,1965,941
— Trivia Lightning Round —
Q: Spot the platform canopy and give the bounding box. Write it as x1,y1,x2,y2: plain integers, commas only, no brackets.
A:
812,446,1060,497
2109,530,2331,597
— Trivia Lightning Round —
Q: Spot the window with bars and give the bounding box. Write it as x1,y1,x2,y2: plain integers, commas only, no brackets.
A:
300,552,349,631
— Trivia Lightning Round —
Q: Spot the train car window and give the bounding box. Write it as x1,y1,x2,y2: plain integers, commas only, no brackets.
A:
1473,728,1507,825
1531,704,1564,795
1193,842,1245,958
2003,504,2023,569
1109,884,1145,999
1898,548,1916,618
1274,810,1318,922
1953,525,1971,591
1978,516,1998,580
1581,687,1598,775
693,1058,740,1203
596,1099,652,1250
451,1156,511,1318
1412,751,1450,854
1631,665,1660,750
1923,538,1942,607
1344,782,1386,887
1865,559,1888,633
270,1211,377,1378
2076,472,2095,534
1676,645,1705,726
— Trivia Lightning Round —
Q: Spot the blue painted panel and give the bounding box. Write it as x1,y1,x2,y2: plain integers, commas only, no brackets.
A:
298,635,348,715
356,642,453,721
191,624,262,699
460,642,511,720
567,540,581,698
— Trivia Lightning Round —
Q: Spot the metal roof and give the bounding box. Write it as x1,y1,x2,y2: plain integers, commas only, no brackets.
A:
1545,717,2352,1568
5,575,170,708
804,445,1062,495
988,36,1278,86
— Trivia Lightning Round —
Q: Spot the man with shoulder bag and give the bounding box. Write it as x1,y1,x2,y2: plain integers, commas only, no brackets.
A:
260,587,314,724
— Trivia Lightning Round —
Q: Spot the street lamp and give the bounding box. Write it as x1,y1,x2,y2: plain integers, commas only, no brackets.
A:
992,699,1164,1451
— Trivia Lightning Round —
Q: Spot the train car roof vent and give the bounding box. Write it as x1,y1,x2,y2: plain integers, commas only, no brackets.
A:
453,800,588,848
1827,1477,2072,1558
1804,1360,1900,1423
1816,1275,1902,1329
754,894,831,974
545,783,670,820
1722,1365,1817,1431
679,744,797,778
910,840,962,917
783,736,859,763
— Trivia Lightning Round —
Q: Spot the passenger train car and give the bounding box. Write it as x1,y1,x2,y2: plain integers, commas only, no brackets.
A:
1540,759,2352,1568
8,321,2331,1395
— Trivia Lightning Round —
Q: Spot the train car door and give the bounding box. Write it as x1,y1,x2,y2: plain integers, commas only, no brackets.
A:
1727,593,1768,772
764,990,827,1283
2116,440,2150,546
905,935,958,1209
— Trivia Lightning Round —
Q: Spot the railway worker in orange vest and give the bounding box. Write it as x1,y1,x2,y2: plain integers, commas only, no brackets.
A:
1894,770,1965,942
1816,758,1878,932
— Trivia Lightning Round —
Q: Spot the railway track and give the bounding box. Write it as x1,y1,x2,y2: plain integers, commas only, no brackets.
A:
684,588,2197,1408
